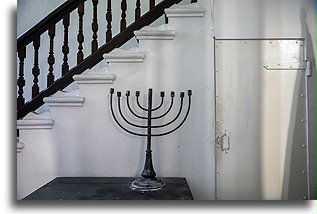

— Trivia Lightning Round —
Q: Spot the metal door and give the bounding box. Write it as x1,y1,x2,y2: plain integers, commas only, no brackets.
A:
215,39,308,200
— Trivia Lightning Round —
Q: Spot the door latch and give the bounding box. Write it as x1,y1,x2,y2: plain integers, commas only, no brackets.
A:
217,130,230,153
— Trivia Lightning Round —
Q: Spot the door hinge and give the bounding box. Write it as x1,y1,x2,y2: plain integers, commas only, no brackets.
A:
263,60,312,76
305,61,312,76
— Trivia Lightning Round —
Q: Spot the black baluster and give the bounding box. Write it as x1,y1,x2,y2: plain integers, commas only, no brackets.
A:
47,24,55,87
17,47,26,109
150,0,155,10
32,35,40,98
190,0,197,3
135,0,141,21
91,0,98,53
62,13,70,76
77,2,85,64
106,0,112,42
120,0,127,32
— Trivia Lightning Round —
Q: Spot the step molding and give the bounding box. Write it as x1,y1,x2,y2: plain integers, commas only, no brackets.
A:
104,48,145,63
43,96,85,107
134,29,176,40
73,73,116,84
17,119,54,130
165,6,205,18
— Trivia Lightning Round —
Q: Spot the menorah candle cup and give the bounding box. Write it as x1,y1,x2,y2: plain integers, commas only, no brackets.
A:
109,88,192,191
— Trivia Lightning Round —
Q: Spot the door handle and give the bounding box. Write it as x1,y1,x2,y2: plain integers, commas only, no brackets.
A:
217,130,230,153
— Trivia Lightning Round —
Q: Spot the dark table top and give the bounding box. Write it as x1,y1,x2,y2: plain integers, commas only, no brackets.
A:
22,177,194,200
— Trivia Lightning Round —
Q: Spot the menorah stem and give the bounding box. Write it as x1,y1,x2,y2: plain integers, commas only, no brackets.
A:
141,88,156,178
142,150,156,178
147,88,152,152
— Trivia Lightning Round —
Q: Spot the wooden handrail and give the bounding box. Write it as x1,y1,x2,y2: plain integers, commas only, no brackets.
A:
17,0,185,119
17,0,86,50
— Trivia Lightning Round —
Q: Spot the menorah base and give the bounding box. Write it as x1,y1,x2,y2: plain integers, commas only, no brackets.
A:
131,177,165,191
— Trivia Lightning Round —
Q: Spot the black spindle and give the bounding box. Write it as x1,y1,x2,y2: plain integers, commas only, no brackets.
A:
17,47,26,109
77,2,85,64
106,0,112,42
32,35,40,98
47,24,55,87
135,0,141,21
91,0,98,53
62,13,70,76
150,0,155,10
120,0,127,32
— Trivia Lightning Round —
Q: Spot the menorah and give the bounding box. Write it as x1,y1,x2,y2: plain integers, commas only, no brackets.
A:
109,88,192,191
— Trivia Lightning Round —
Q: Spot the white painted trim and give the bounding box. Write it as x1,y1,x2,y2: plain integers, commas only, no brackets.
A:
165,7,205,17
103,52,145,63
73,73,116,84
17,119,54,129
43,96,85,107
17,142,25,153
134,30,176,40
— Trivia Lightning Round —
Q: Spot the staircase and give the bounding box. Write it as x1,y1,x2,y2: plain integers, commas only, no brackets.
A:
17,0,215,200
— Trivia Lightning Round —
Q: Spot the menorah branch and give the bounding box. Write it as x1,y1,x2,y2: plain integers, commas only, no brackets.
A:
136,92,148,111
152,92,191,137
152,95,164,111
118,96,147,128
126,93,147,119
152,93,174,119
151,95,183,128
109,89,146,137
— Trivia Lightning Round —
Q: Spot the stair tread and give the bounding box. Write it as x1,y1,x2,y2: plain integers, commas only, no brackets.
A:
166,3,204,10
17,118,54,129
44,96,84,103
165,5,205,17
102,47,145,63
74,69,116,83
135,28,175,34
74,73,115,80
134,25,176,40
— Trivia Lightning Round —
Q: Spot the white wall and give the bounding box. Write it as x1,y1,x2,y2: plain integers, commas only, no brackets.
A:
17,0,64,36
17,2,216,200
17,0,316,200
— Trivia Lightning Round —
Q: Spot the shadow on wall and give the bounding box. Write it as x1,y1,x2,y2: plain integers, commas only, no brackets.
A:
300,7,316,200
282,7,316,200
11,7,19,202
